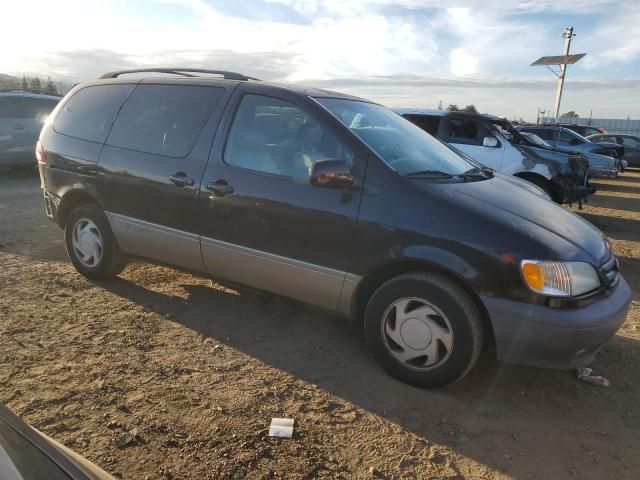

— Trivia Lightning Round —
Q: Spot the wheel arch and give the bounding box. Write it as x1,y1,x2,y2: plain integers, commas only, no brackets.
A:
56,188,101,229
513,171,557,200
351,258,496,352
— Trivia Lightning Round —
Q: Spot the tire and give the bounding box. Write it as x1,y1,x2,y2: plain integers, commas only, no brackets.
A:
364,272,483,388
64,203,126,280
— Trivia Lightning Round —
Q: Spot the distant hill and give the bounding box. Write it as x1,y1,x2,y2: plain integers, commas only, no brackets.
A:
0,73,21,89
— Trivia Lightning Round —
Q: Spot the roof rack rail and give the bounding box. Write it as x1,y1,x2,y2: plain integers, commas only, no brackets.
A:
99,68,260,81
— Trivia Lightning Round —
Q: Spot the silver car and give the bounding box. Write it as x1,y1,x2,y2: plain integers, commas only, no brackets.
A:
0,91,60,166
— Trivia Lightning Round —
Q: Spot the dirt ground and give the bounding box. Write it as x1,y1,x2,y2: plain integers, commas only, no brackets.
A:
0,168,639,480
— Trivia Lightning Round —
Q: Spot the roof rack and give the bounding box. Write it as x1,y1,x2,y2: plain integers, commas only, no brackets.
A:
99,68,259,81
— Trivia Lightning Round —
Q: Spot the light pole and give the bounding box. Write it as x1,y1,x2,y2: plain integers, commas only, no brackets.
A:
530,27,585,120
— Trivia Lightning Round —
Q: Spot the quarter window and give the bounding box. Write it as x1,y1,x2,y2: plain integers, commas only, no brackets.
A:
107,85,225,157
224,94,353,178
54,85,133,143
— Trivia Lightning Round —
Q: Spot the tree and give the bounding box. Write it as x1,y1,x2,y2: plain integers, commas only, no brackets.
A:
463,104,478,114
561,110,579,118
29,76,42,92
21,75,28,89
45,77,58,95
447,104,460,111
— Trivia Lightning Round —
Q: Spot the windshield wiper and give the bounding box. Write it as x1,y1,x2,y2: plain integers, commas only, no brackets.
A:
405,170,454,178
461,166,494,179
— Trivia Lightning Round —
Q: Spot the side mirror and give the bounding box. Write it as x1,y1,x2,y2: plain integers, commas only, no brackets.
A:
309,159,355,188
482,136,499,147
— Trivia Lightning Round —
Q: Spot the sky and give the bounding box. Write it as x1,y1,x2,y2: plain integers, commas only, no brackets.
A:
2,0,639,120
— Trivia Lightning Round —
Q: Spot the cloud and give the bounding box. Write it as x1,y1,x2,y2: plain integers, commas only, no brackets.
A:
1,0,638,119
18,49,300,82
580,4,640,68
301,74,640,119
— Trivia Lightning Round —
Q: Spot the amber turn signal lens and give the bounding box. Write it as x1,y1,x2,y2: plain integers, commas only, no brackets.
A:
522,262,544,291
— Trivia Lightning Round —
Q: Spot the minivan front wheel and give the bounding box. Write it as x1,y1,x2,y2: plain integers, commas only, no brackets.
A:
64,204,125,280
364,272,483,388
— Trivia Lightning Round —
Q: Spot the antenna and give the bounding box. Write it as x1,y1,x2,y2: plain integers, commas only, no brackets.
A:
530,27,586,118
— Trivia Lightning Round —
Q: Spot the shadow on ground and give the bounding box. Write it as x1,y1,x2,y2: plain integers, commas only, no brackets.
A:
97,271,640,479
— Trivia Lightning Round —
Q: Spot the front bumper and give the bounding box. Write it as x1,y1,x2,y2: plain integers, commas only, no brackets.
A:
481,276,632,369
589,166,618,179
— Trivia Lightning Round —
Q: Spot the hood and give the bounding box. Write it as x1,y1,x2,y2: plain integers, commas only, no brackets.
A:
0,403,113,480
0,416,71,479
425,174,609,263
513,144,570,175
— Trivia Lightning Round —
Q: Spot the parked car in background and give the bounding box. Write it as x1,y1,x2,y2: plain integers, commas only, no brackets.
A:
519,131,619,179
542,123,605,137
395,108,601,203
517,125,624,161
0,90,61,166
0,402,113,479
37,68,631,388
588,133,640,168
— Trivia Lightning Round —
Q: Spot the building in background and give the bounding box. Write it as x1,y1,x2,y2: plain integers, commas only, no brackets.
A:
541,117,640,136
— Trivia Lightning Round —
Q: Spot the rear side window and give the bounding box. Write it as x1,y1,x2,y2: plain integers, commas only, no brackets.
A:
0,97,23,118
22,98,59,118
403,114,441,136
107,85,225,158
445,118,491,146
54,85,133,143
621,137,640,149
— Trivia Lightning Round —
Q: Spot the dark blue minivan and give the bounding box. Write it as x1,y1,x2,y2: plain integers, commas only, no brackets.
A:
37,69,632,387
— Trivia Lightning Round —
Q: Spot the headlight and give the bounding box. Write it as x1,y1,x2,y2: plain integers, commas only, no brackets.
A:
521,260,601,296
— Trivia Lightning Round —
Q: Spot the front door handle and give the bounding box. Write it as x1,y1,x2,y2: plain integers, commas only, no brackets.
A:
169,172,194,188
205,180,234,196
13,124,26,130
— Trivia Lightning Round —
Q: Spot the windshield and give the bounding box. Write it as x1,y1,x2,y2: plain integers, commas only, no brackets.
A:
566,129,590,142
315,98,475,176
490,119,536,148
521,132,551,148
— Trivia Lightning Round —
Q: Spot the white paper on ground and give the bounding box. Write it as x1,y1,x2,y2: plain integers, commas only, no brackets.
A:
269,418,294,438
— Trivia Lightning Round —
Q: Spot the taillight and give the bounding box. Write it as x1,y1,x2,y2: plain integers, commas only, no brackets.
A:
35,140,47,164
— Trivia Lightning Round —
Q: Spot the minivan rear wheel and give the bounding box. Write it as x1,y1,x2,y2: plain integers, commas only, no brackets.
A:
64,204,126,280
364,272,483,388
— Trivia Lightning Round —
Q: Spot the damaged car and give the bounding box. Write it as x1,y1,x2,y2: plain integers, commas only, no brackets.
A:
517,125,625,162
394,108,617,204
519,131,619,179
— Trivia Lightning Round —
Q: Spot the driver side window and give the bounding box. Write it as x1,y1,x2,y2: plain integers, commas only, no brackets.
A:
224,94,353,179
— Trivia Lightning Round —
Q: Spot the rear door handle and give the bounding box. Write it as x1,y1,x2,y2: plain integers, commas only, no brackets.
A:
169,172,194,188
13,124,26,130
205,180,234,196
